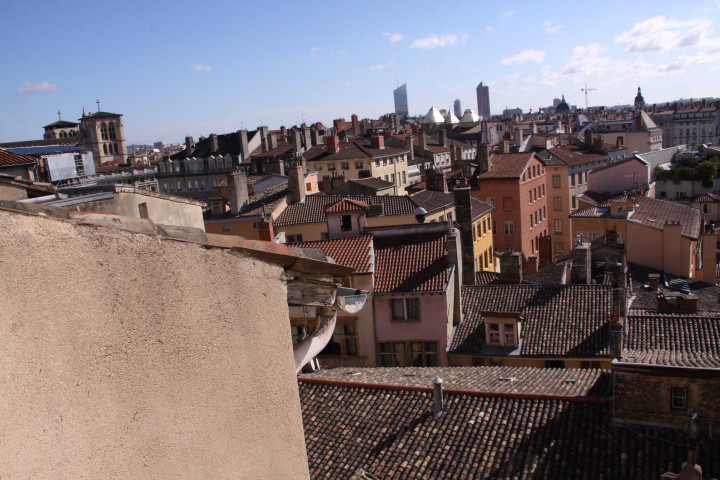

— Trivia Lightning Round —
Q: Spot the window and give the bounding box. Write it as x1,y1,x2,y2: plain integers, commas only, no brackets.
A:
340,214,352,232
379,342,406,367
485,322,517,347
486,197,495,207
410,342,438,366
327,163,335,171
529,191,533,204
391,173,395,184
572,196,577,209
554,219,563,234
355,161,363,169
74,154,85,176
542,206,546,219
401,171,406,185
221,224,232,233
252,222,259,230
504,220,514,236
552,174,561,188
314,163,321,171
542,184,545,196
286,233,303,242
571,174,576,187
100,123,108,140
108,123,116,140
341,162,350,170
138,202,149,219
177,181,182,190
321,322,358,357
391,298,420,322
671,387,687,410
530,215,534,228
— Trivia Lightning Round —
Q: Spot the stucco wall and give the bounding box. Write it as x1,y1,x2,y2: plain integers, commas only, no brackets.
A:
0,210,309,479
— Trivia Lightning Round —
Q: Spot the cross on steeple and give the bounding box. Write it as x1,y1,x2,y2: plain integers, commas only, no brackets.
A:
96,99,101,112
57,109,61,120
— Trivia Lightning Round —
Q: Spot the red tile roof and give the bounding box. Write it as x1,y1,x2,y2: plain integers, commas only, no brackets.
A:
300,366,610,397
275,195,417,227
628,196,702,239
298,379,713,480
323,198,368,213
479,152,535,179
547,145,608,166
373,231,451,293
453,285,613,357
288,235,373,274
622,309,720,368
0,149,37,167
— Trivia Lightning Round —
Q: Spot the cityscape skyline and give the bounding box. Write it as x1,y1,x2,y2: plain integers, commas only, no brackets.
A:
2,0,720,145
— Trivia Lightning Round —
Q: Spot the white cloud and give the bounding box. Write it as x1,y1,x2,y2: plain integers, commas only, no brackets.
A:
192,63,212,72
16,81,57,94
382,32,404,43
409,33,467,49
614,16,712,52
504,73,520,83
486,25,494,32
542,20,563,34
500,49,547,65
369,60,395,71
344,81,354,87
310,46,322,52
502,11,514,18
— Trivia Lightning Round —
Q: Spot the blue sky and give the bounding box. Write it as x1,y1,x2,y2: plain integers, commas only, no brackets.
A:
2,0,720,145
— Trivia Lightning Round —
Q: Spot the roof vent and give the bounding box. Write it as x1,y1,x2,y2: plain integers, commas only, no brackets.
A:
564,378,579,384
498,376,517,382
432,377,444,416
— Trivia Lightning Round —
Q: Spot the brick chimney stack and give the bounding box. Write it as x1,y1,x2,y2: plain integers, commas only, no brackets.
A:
571,241,591,284
326,136,340,153
405,136,415,161
454,182,476,286
371,135,385,149
439,129,448,147
351,114,359,135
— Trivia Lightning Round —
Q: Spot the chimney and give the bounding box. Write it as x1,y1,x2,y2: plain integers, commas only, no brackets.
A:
290,129,302,152
268,133,278,151
584,130,593,148
478,143,493,172
656,291,698,313
439,129,448,147
610,319,624,360
515,127,524,147
405,136,415,161
605,230,618,248
226,170,249,215
333,118,346,132
418,132,427,152
648,273,660,288
594,138,603,151
331,172,347,191
531,123,538,134
326,135,340,153
570,242,591,284
185,136,195,153
616,138,622,149
280,126,287,136
538,235,553,267
652,103,657,114
339,130,348,143
454,181,476,286
432,378,444,416
302,127,312,149
673,102,679,113
311,129,323,146
501,140,510,154
351,114,359,135
371,135,385,149
361,119,370,135
287,164,306,204
237,130,250,161
635,112,643,132
500,253,523,283
426,168,447,193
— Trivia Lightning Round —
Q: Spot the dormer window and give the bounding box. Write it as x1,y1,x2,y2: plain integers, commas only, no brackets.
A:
340,214,352,232
484,313,521,348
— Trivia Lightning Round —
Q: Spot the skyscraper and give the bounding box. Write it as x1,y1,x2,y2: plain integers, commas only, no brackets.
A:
476,82,490,118
453,99,462,118
394,84,409,117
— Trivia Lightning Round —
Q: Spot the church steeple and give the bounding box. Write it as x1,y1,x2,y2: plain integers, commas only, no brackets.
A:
634,86,645,110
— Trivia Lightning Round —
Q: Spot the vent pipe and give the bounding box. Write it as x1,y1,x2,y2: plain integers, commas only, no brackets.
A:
432,377,444,415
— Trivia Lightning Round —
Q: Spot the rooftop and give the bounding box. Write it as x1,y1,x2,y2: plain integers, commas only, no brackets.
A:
275,194,417,227
373,230,451,293
288,235,374,274
452,285,613,357
479,152,536,180
628,196,702,239
0,148,37,167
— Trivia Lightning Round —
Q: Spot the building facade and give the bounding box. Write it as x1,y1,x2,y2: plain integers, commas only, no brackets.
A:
476,82,490,118
393,84,409,117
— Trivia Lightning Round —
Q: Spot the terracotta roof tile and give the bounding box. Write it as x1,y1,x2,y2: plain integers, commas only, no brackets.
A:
275,195,416,227
479,153,535,179
452,285,613,357
547,145,608,165
628,196,702,239
300,366,610,397
374,231,451,293
622,309,720,367
0,149,37,167
299,379,718,479
323,198,368,213
288,235,373,274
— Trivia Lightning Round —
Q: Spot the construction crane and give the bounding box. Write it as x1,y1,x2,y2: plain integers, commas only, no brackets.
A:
580,83,597,111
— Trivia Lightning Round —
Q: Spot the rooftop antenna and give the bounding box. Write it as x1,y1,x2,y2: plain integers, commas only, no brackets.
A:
57,109,61,121
96,99,101,112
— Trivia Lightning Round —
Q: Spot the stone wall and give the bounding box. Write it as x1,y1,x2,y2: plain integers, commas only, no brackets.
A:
0,210,309,479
